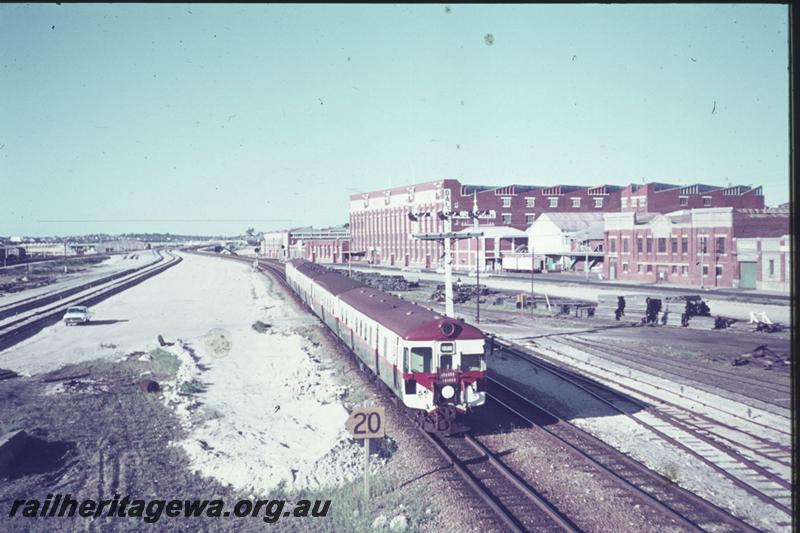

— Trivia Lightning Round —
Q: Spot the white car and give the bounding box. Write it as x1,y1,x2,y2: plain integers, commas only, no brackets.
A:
63,306,92,326
467,270,493,278
435,266,446,274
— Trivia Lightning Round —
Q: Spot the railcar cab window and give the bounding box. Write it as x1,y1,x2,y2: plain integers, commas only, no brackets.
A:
460,353,483,371
409,347,432,373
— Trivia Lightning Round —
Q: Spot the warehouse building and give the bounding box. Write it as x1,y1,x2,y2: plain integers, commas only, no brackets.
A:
451,226,529,272
349,179,624,269
603,207,790,290
349,178,764,270
260,226,350,264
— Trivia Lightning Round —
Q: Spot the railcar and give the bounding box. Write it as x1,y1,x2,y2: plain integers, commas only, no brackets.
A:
285,259,486,432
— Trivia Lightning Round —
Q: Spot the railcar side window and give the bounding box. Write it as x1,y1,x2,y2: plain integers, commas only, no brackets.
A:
409,347,432,373
461,353,483,371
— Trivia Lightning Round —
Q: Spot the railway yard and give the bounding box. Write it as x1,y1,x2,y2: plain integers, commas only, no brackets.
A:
0,250,793,532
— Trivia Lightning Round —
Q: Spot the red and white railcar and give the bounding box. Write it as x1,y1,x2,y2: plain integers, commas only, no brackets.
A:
285,259,486,431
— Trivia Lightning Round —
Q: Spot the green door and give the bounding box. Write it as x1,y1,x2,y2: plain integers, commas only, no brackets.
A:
739,262,757,289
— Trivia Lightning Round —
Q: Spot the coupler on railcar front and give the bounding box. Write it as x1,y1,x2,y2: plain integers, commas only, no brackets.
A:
412,369,486,435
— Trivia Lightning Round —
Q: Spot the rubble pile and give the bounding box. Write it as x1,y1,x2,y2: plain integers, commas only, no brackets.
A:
430,283,494,304
732,344,790,370
349,271,418,291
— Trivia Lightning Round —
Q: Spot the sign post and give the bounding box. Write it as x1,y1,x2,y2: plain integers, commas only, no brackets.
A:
345,407,386,501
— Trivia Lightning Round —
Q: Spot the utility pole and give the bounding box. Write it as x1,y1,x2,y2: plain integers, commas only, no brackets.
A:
443,194,454,318
530,244,535,317
409,192,482,320
63,240,68,274
699,235,705,290
473,192,480,323
584,231,590,282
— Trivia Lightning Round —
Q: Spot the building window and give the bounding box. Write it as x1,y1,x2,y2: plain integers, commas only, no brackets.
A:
703,196,711,206
646,237,653,253
637,264,643,273
609,238,616,252
682,265,688,275
716,236,725,255
671,265,678,274
769,259,775,277
640,197,647,209
699,236,708,254
594,197,603,208
715,265,723,277
525,197,535,208
548,197,558,208
622,238,629,253
525,214,534,225
657,238,666,253
623,263,629,273
702,265,709,275
621,197,628,209
681,236,688,254
671,237,678,254
646,264,653,273
501,197,512,208
453,202,459,209
501,213,512,225
679,196,688,207
637,238,643,253
571,197,581,208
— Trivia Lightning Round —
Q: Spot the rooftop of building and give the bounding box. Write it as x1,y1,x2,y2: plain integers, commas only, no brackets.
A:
455,225,528,238
533,211,606,230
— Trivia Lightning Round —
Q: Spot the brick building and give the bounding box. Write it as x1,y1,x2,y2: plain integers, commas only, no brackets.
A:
620,183,764,213
349,179,624,269
603,207,789,289
735,235,791,291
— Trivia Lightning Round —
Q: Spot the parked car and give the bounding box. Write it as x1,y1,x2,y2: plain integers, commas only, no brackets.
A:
63,306,92,326
467,270,493,278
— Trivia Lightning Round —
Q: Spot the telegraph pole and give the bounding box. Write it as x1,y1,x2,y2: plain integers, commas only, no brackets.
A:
473,192,480,323
409,196,482,319
530,244,535,317
443,195,454,317
584,231,590,282
699,235,705,290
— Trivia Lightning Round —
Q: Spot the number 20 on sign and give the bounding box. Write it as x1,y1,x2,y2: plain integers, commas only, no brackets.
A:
346,407,385,500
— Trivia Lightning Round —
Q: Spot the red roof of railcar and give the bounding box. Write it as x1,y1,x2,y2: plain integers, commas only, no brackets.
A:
287,259,484,342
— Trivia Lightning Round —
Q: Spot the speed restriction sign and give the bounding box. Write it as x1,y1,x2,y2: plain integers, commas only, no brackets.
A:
346,407,385,438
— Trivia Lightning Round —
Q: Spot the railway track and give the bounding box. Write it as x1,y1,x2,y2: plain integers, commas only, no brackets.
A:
548,335,790,409
0,252,163,320
484,377,761,533
421,429,579,532
194,253,788,532
0,251,181,350
532,337,792,460
493,338,793,523
196,253,581,532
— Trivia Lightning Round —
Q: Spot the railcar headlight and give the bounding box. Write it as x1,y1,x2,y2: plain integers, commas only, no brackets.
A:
441,385,455,400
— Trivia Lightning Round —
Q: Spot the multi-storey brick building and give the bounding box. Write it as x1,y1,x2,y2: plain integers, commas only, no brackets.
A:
620,183,764,213
603,207,789,289
349,179,625,268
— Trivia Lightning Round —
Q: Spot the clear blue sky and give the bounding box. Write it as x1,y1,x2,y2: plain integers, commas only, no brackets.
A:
0,4,790,237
